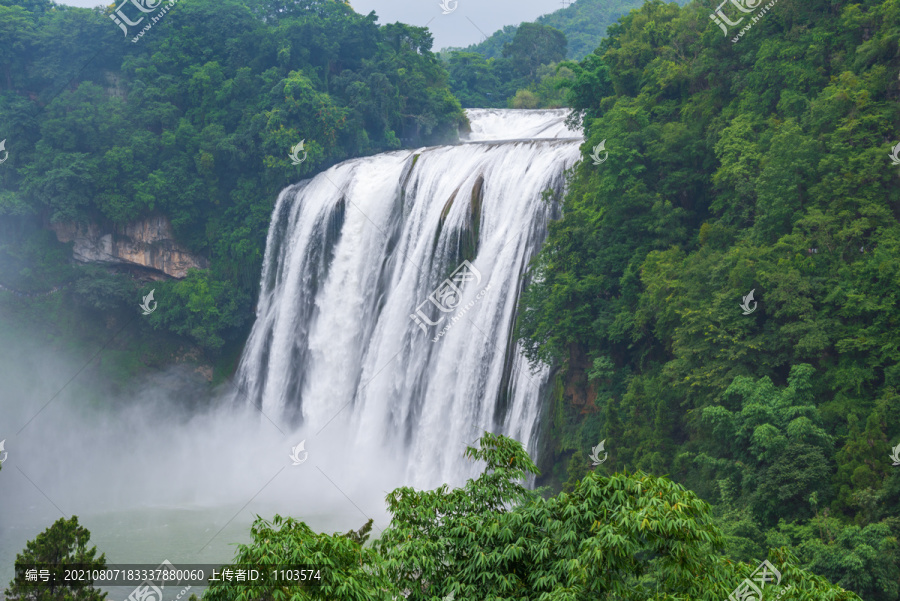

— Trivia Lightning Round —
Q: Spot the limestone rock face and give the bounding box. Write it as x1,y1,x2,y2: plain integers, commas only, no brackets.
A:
50,216,208,279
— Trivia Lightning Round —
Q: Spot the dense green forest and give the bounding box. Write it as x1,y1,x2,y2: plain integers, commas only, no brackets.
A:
443,0,688,62
442,0,691,108
516,0,900,598
0,0,465,352
444,22,573,108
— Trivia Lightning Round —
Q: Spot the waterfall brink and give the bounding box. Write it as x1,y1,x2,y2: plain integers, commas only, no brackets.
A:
463,108,578,141
235,109,583,489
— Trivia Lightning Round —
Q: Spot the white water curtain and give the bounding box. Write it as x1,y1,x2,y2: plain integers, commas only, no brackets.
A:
235,110,583,488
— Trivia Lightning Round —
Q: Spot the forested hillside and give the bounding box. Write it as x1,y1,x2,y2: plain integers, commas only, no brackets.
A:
444,0,687,61
0,0,464,352
445,22,573,108
518,0,900,598
442,0,691,108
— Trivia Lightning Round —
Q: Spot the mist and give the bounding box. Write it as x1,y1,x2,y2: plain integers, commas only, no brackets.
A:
0,315,409,587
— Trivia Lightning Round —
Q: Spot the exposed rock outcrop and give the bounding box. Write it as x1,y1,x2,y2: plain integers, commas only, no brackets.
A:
50,216,208,279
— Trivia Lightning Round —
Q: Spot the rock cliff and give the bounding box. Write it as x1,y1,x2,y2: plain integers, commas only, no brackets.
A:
50,216,207,279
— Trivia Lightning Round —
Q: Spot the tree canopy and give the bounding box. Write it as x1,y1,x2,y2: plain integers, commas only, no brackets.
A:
516,0,900,598
194,433,862,600
5,516,108,601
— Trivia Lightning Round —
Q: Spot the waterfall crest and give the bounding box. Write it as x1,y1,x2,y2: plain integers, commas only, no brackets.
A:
462,108,580,141
235,109,583,488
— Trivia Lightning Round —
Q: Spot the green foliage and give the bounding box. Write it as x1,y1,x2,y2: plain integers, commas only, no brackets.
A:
204,434,861,600
526,63,576,108
5,516,107,601
147,269,250,352
447,0,690,62
515,0,900,598
202,514,394,601
510,89,540,109
699,365,835,525
769,513,900,601
375,432,542,600
72,265,137,313
0,221,75,294
445,51,503,108
443,0,692,107
501,23,567,81
508,62,577,109
446,23,569,108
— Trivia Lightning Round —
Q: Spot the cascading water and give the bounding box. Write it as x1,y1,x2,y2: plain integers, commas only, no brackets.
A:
462,108,577,141
235,109,583,489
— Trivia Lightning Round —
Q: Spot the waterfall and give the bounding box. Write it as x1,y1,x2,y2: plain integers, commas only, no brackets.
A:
234,109,583,489
462,108,578,141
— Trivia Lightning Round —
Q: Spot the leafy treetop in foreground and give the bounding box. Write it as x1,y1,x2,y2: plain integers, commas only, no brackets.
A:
5,516,107,601
202,433,861,600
